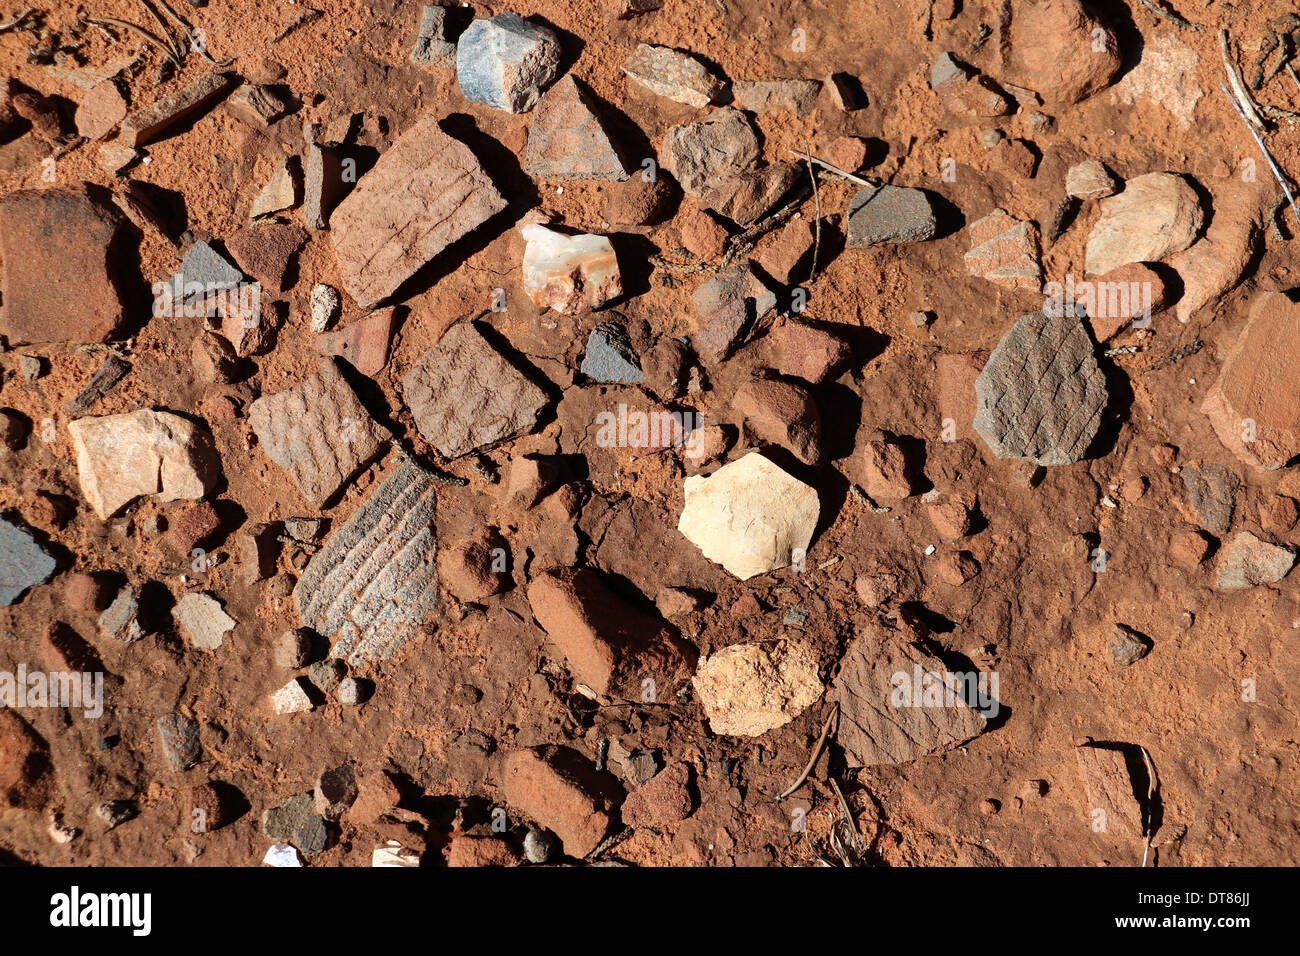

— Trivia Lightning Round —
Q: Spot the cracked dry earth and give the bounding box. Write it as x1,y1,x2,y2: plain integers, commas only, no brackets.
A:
2,0,1300,868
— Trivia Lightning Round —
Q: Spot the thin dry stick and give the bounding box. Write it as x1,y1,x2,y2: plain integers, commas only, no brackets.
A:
1139,746,1160,867
787,147,873,186
776,702,838,801
83,16,183,67
0,7,33,32
803,140,822,282
1136,0,1199,31
137,0,185,63
1289,63,1300,95
1221,29,1267,129
155,0,234,66
1221,83,1300,223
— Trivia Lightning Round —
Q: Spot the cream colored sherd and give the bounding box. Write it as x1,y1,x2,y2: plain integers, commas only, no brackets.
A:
677,452,819,580
692,641,822,737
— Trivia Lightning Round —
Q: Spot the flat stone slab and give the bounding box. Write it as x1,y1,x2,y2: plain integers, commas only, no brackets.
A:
1075,745,1143,837
0,515,56,606
964,208,1042,291
119,71,234,147
174,592,236,650
329,114,506,308
830,632,987,766
403,321,549,459
249,357,392,508
523,75,628,181
293,458,439,666
973,309,1108,466
581,321,643,383
622,43,725,107
846,184,939,245
1215,530,1295,590
0,185,125,345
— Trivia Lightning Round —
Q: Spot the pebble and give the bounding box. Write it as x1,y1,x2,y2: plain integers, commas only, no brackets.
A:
308,659,345,694
501,746,623,858
1084,172,1203,275
622,43,725,107
664,108,760,199
1065,158,1119,200
251,156,299,220
692,642,821,737
272,678,314,714
174,592,236,651
581,321,644,384
1003,0,1121,105
524,75,629,181
1107,623,1151,666
456,13,561,113
98,585,144,643
964,208,1042,291
519,223,622,313
846,184,939,245
732,378,822,465
410,4,456,69
1215,531,1296,591
336,677,365,705
522,828,556,864
156,713,202,771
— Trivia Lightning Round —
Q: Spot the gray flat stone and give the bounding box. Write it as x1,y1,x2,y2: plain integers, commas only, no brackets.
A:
581,321,643,383
1180,463,1239,536
0,515,55,606
973,309,1108,466
167,240,244,308
846,184,939,245
1216,531,1295,590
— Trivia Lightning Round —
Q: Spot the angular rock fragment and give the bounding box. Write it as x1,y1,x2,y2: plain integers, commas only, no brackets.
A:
97,141,139,175
1202,292,1300,470
758,218,815,285
846,183,939,246
119,71,234,147
678,452,819,580
316,307,396,377
859,432,915,500
1075,744,1143,837
524,76,628,181
74,81,128,140
293,458,440,665
622,43,725,107
702,161,801,225
973,309,1108,466
314,764,358,820
602,172,673,226
303,144,345,231
439,526,512,601
1179,463,1238,535
98,585,144,643
156,713,202,771
251,157,299,220
1215,531,1295,591
692,641,821,737
0,515,56,606
733,79,822,117
520,224,622,313
403,321,549,458
779,318,851,384
694,300,750,364
225,222,307,294
830,632,987,766
1084,172,1203,276
1108,624,1151,666
693,261,776,325
174,592,236,650
621,763,692,828
501,746,623,858
69,410,221,519
964,208,1042,291
309,283,340,333
272,678,314,714
581,321,643,383
663,108,759,198
330,115,506,308
167,240,245,312
249,358,392,508
1003,0,1122,106
931,55,1014,117
0,185,125,345
410,4,457,69
456,13,560,113
226,83,291,129
732,378,822,465
527,566,698,698
1065,158,1119,200
1169,181,1270,324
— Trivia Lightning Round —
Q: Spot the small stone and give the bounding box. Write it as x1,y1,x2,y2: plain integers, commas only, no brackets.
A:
1075,744,1141,837
1066,158,1119,200
622,43,725,107
1000,138,1039,178
309,284,340,333
166,239,244,312
337,677,365,705
263,843,303,867
1004,0,1121,105
1084,172,1204,275
501,745,623,858
854,571,899,607
64,571,110,612
410,4,456,69
692,641,821,737
456,13,561,113
174,592,236,650
977,128,1005,149
779,318,851,385
1180,463,1239,535
192,331,240,383
826,72,866,111
0,515,56,606
927,490,976,538
678,207,728,261
664,108,760,199
936,72,1015,117
1203,292,1300,471
314,764,358,820
309,659,346,694
524,75,628,181
226,83,290,129
846,184,939,246
272,678,314,714
403,321,549,459
701,161,800,226
581,321,643,384
446,835,521,867
95,800,138,829
522,829,556,863
167,500,222,556
248,358,392,508
621,762,693,827
74,80,128,140
1107,623,1151,666
678,452,819,580
733,79,822,117
859,433,914,500
964,208,1042,291
225,222,308,294
973,309,1108,466
316,307,397,377
526,567,698,698
758,218,815,285
693,299,750,364
520,224,621,313
1257,494,1299,536
1169,180,1271,324
17,355,42,380
98,585,144,643
156,713,202,771
262,792,313,839
239,523,278,584
251,156,299,220
185,783,229,833
936,550,980,585
97,140,139,175
1085,263,1172,341
732,378,822,465
274,628,312,668
603,173,673,226
1215,531,1296,590
119,71,234,147
655,586,707,618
